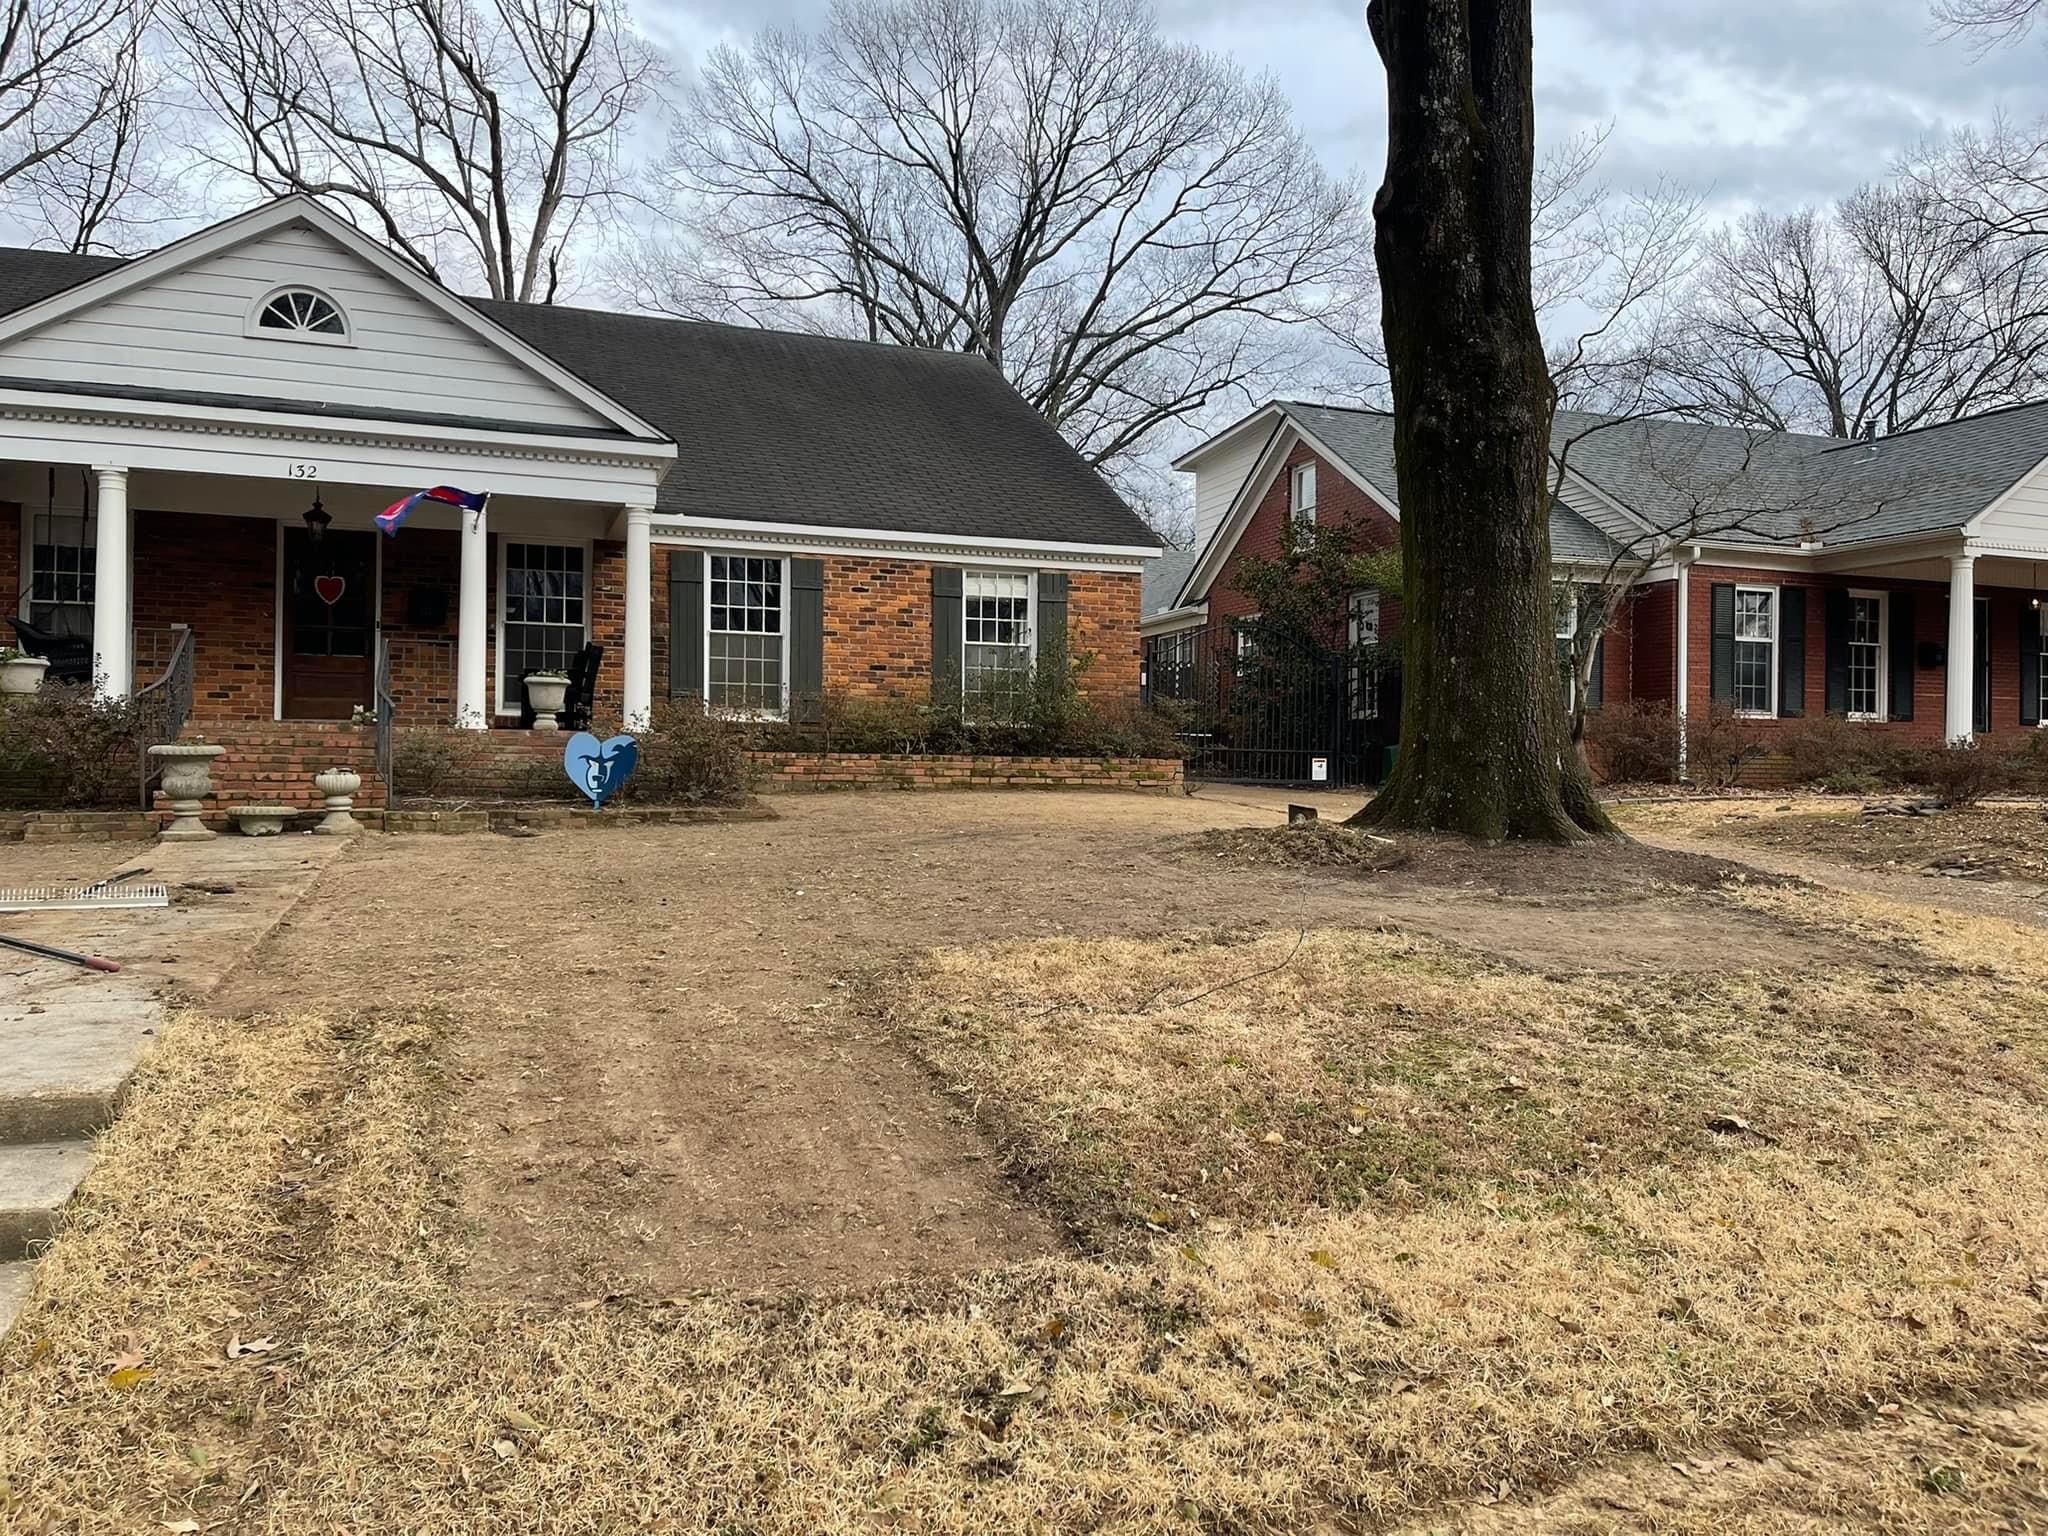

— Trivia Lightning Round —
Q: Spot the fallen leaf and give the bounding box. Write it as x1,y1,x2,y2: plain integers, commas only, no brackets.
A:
491,1438,516,1461
104,1331,146,1373
1040,1316,1068,1344
1260,1130,1284,1145
106,1366,156,1391
1308,1250,1338,1272
500,1405,546,1436
160,1522,200,1534
224,1336,279,1361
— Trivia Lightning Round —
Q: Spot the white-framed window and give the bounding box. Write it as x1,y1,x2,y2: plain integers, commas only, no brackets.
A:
1348,589,1381,720
1734,585,1777,716
707,553,786,715
2037,603,2048,727
1846,590,1886,721
1234,613,1261,665
25,508,96,638
1289,462,1317,525
497,541,588,712
962,568,1033,711
1554,582,1579,712
248,286,350,344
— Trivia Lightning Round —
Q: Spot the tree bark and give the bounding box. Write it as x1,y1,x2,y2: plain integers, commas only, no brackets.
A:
1349,0,1614,841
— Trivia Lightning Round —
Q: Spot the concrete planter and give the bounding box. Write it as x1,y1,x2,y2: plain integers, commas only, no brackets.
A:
312,767,362,836
524,672,570,731
149,742,226,841
0,655,48,695
226,805,293,836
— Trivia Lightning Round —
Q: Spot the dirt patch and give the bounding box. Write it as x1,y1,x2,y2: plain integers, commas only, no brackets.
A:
1662,800,2048,884
1184,819,1784,901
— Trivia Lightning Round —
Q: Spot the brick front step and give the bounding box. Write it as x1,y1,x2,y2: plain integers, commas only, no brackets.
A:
177,722,385,810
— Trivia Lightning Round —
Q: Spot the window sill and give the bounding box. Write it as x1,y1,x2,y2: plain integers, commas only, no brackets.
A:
1734,710,1777,720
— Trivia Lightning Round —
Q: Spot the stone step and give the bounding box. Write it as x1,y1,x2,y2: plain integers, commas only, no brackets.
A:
0,1259,32,1337
0,988,159,1144
0,1140,92,1260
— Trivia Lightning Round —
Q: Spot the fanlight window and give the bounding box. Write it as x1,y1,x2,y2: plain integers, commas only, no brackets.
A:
256,288,346,338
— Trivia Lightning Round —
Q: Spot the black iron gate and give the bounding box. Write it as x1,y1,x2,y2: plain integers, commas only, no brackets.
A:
1144,625,1397,788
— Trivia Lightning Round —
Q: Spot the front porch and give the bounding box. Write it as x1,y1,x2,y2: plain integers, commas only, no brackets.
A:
2,461,667,734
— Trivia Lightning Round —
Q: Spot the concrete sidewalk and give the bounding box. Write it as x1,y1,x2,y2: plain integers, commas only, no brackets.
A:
0,833,351,1333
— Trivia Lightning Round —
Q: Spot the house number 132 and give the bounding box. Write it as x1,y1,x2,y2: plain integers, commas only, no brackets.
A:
287,462,319,479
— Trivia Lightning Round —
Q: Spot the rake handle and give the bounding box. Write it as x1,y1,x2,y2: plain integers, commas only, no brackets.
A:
0,932,120,972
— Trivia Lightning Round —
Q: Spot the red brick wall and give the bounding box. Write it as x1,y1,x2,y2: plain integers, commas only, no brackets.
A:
136,512,278,715
0,502,18,615
751,751,1179,793
821,555,927,696
1628,580,1677,705
1069,571,1142,696
1680,564,2040,741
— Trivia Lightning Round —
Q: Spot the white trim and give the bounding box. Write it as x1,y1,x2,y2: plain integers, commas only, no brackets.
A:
1844,588,1888,722
1140,601,1208,637
1170,403,1287,470
651,515,1152,573
1962,447,2048,537
0,196,673,445
1550,460,1658,537
701,549,790,719
494,535,594,716
1290,461,1317,525
959,565,1037,708
243,283,353,347
1732,582,1781,719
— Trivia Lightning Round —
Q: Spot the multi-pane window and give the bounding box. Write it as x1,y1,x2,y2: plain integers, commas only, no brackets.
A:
1554,583,1578,712
1348,589,1381,719
1145,629,1198,703
963,569,1032,712
27,510,95,637
708,554,785,713
500,542,586,709
1290,463,1317,525
257,288,346,337
1733,585,1776,715
1846,592,1885,720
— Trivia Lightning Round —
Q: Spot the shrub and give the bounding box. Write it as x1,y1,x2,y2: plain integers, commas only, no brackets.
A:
1684,703,1766,790
1585,701,1680,785
0,682,151,809
391,730,456,797
1897,739,2009,808
1778,714,1896,789
631,697,752,805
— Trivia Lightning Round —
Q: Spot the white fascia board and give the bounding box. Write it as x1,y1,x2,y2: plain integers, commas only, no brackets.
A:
1140,603,1208,636
1174,425,1300,608
0,195,675,446
0,396,669,505
1961,448,2048,536
1549,460,1657,536
650,514,1156,571
1170,403,1285,471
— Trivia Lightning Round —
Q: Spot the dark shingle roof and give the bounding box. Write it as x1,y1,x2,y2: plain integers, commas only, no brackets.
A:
1142,544,1200,616
1807,400,2048,543
475,300,1156,549
0,245,1155,552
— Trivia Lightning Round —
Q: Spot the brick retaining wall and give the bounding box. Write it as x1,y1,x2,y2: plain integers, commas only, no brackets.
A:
747,751,1182,793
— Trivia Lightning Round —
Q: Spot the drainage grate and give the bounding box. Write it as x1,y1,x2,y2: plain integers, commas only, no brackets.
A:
0,883,171,912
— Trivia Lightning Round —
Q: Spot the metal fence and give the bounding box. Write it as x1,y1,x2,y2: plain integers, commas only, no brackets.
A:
133,625,195,808
1144,624,1397,789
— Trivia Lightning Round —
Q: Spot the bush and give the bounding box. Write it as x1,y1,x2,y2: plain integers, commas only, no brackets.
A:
0,682,151,809
631,697,752,805
1777,715,1901,792
1683,703,1767,790
391,730,456,797
1585,701,1681,784
1896,739,2009,808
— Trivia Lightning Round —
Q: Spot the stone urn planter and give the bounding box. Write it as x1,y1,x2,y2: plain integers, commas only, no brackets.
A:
523,671,571,731
227,805,293,837
313,767,362,835
0,653,48,695
150,742,226,841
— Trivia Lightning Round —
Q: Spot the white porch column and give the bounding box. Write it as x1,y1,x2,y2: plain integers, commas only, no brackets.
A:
89,465,131,701
622,505,653,731
456,497,489,729
1946,549,1977,742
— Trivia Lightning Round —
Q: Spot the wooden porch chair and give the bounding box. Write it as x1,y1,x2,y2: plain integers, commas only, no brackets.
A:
519,641,604,730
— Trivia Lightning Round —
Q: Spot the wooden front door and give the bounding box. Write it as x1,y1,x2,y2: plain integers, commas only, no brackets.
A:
282,527,375,720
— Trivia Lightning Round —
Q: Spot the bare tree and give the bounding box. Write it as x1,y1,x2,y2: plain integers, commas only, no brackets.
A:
15,28,179,253
1933,0,2047,51
624,0,1367,507
1668,178,2048,439
166,0,664,300
0,0,152,207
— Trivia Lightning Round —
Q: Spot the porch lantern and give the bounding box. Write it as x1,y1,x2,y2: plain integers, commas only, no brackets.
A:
302,496,331,543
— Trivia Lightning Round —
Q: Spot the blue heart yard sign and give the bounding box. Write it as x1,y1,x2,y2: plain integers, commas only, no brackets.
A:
563,732,639,809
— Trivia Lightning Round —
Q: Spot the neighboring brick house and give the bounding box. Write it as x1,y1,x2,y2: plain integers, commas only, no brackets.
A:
1155,399,2048,773
0,195,1156,757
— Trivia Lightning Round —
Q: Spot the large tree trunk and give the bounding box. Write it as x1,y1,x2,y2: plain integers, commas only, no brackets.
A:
1350,0,1614,841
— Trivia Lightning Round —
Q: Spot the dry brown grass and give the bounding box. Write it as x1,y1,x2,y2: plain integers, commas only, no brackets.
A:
3,885,2048,1532
1619,797,2048,885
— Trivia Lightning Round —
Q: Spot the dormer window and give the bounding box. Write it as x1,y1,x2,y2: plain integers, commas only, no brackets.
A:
249,287,349,343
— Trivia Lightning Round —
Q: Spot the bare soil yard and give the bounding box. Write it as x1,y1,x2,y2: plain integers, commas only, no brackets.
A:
4,789,2048,1534
1620,796,2048,885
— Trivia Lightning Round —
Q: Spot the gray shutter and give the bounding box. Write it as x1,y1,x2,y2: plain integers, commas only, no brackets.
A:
1709,583,1735,703
668,550,702,699
1887,590,1915,723
1036,570,1070,674
2021,602,2042,728
1975,597,1990,733
1587,635,1605,709
1778,586,1806,717
1823,588,1849,715
931,566,963,698
790,558,824,723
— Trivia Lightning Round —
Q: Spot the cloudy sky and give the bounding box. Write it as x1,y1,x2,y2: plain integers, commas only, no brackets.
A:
641,0,2047,220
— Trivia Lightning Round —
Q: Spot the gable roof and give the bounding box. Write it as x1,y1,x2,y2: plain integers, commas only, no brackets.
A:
474,301,1158,550
1142,544,1201,616
0,203,1156,554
